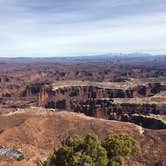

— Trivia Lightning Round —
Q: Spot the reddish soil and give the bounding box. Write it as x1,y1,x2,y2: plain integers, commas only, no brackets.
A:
0,110,165,165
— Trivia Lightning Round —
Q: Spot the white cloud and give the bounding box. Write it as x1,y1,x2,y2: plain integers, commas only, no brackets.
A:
0,0,166,56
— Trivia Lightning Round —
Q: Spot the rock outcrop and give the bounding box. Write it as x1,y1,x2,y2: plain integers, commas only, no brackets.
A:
0,146,24,160
37,83,162,108
35,82,166,129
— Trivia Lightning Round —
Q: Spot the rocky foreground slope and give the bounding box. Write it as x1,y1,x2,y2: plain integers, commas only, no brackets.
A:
0,109,165,165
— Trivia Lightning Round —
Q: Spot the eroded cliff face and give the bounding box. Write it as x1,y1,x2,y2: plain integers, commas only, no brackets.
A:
71,99,166,129
0,76,13,98
35,82,166,129
22,83,45,97
37,83,162,108
37,86,123,109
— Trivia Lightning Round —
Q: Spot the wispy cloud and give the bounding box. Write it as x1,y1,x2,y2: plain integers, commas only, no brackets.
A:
0,0,166,56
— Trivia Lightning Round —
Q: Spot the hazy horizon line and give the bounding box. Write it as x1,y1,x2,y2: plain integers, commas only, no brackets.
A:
1,52,166,59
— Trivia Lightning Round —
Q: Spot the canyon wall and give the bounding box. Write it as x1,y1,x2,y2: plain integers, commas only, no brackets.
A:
37,82,162,109
34,82,166,129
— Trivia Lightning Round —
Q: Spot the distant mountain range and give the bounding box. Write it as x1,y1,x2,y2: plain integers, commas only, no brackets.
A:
0,53,166,64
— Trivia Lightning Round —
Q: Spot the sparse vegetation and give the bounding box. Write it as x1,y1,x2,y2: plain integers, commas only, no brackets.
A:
43,133,141,166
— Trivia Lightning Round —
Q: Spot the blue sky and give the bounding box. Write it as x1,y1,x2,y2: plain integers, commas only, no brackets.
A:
0,0,166,57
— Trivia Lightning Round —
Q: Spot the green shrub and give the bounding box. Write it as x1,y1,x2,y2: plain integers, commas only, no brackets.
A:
103,134,141,165
110,156,122,166
83,134,108,166
103,134,141,158
43,133,141,166
43,153,56,166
